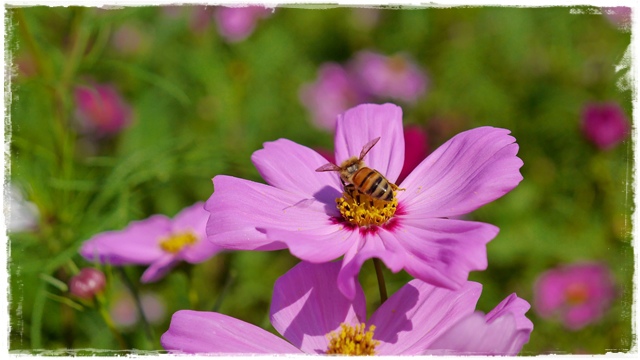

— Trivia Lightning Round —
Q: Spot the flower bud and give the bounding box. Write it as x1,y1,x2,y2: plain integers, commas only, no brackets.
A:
69,268,106,299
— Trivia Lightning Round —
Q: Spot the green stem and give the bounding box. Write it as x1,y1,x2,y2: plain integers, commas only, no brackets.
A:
14,8,54,82
117,268,155,348
95,295,128,350
373,259,388,304
212,270,236,312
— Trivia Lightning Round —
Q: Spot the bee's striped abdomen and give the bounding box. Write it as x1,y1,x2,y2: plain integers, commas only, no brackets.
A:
352,167,393,202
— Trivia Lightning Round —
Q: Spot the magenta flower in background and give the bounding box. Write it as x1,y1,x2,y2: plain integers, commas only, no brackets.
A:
214,5,272,43
533,262,617,330
74,83,132,136
581,102,630,150
206,103,523,299
80,202,221,283
162,261,533,355
299,63,370,131
398,125,429,183
349,50,428,103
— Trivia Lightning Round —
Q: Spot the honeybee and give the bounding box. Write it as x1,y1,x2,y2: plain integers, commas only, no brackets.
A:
315,137,403,202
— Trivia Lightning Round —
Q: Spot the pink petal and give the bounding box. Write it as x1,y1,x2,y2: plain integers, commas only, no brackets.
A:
266,227,359,263
205,175,335,250
426,312,525,355
171,202,209,241
427,293,532,355
399,127,523,218
79,215,171,265
372,281,482,355
181,238,223,263
161,310,301,354
251,138,343,202
486,293,534,334
336,231,405,300
270,261,367,354
171,202,224,263
334,103,405,183
393,218,498,290
141,253,180,283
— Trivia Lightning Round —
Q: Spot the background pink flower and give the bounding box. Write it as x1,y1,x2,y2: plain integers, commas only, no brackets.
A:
581,101,630,150
80,202,222,283
299,62,370,131
161,261,533,355
74,83,133,136
349,50,428,103
533,262,617,330
214,5,272,43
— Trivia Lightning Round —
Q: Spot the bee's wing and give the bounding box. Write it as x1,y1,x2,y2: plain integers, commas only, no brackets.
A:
315,163,342,172
359,137,381,160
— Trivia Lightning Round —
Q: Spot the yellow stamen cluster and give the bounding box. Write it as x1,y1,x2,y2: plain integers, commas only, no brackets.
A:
336,188,398,227
326,323,380,356
159,232,198,253
565,282,589,305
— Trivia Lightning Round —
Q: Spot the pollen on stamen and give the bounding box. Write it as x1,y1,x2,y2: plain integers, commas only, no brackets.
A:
326,323,379,356
336,188,398,227
159,232,198,253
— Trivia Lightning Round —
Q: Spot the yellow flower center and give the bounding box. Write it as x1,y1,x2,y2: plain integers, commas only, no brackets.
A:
565,282,589,305
159,232,198,253
326,323,380,356
336,186,398,227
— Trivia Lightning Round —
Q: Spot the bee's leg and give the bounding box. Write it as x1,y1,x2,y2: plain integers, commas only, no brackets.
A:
390,183,406,192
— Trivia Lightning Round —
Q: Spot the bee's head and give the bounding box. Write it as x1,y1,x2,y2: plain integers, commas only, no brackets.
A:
339,157,363,182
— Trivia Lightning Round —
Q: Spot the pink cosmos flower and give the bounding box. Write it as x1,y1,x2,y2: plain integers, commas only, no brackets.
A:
161,261,533,355
205,103,523,299
349,51,428,103
299,63,370,131
581,102,631,150
214,5,272,43
533,262,617,330
74,83,132,136
80,202,221,283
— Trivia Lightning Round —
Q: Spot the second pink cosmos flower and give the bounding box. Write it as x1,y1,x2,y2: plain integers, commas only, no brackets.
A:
205,103,523,299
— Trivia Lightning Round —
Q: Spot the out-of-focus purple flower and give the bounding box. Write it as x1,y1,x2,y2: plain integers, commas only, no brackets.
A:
206,103,523,299
299,63,370,131
214,5,272,43
602,7,631,29
74,83,133,136
162,261,533,355
533,262,617,330
111,290,167,328
581,102,630,150
349,51,428,103
69,268,106,299
80,202,222,283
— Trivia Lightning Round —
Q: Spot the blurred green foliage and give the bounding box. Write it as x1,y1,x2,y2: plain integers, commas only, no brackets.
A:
6,5,633,355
